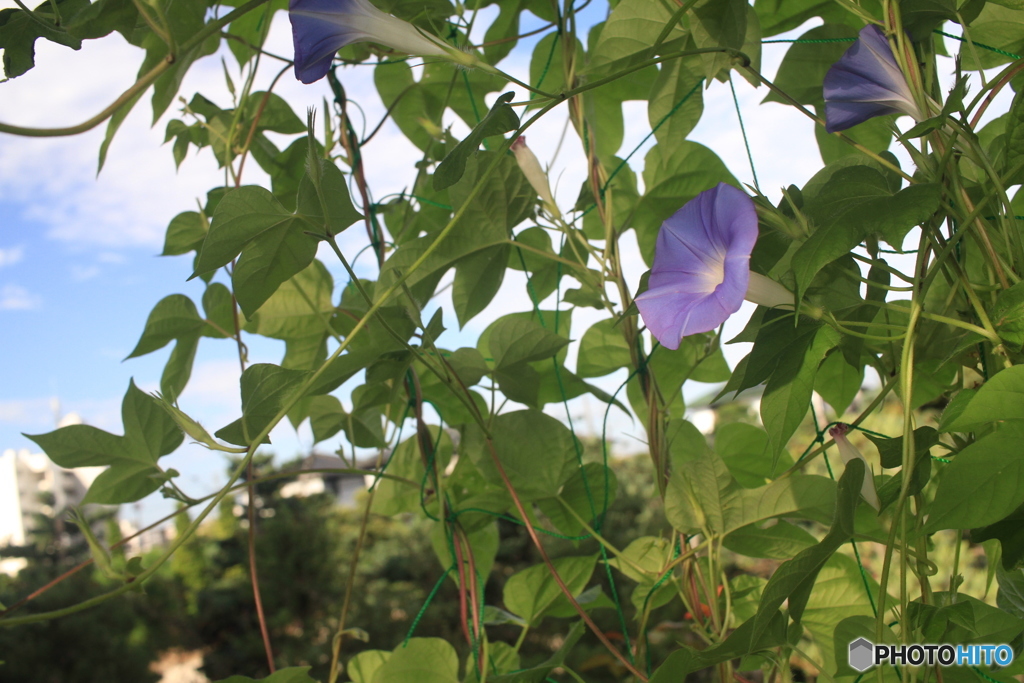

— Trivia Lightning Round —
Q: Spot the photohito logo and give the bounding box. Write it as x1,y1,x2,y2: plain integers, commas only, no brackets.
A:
848,638,1015,672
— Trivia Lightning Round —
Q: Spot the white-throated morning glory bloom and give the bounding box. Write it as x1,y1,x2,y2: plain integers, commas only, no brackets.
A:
635,183,796,351
289,0,468,84
829,423,881,511
823,25,925,133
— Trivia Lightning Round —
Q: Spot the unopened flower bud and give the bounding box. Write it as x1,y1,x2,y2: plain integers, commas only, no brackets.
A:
511,136,559,217
829,423,881,511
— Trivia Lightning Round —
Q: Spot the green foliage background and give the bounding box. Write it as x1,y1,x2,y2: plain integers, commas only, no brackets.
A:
3,0,1024,681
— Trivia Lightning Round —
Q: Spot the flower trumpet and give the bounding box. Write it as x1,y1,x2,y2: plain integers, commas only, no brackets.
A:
289,0,472,84
634,183,803,351
823,25,925,133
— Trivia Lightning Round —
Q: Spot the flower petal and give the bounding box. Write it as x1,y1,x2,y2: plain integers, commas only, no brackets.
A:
289,0,369,83
823,25,921,133
636,183,757,349
289,0,452,84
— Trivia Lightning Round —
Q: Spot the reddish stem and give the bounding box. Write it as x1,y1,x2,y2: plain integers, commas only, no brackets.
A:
453,533,472,646
485,438,649,681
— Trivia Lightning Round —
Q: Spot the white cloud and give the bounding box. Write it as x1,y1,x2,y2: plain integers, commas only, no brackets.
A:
97,251,126,264
0,284,40,310
0,399,42,423
0,246,24,268
70,265,101,281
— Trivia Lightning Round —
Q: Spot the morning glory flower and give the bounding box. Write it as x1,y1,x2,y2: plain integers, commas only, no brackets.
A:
635,183,796,351
289,0,465,84
829,423,881,511
823,25,925,133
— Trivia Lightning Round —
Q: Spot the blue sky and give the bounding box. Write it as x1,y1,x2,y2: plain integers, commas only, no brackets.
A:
3,2,982,522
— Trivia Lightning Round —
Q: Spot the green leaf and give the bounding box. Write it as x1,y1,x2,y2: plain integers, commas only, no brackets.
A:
215,666,317,683
939,387,977,432
371,639,459,683
587,0,686,74
833,616,899,678
348,651,390,683
306,395,344,443
576,318,631,378
749,457,863,645
760,325,839,465
202,283,234,338
763,24,857,106
231,224,319,318
26,380,183,504
606,536,677,610
649,611,789,682
527,32,583,107
378,153,530,296
126,294,207,358
665,446,736,534
489,621,585,683
813,351,863,416
0,0,84,79
991,281,1024,350
247,260,335,340
467,409,577,502
715,422,781,488
487,316,571,370
503,555,597,626
755,0,861,36
192,185,319,313
162,211,207,256
795,167,940,298
997,564,1024,619
803,554,880,674
690,0,748,79
959,4,1024,71
1004,89,1024,185
433,92,520,190
537,463,618,536
930,591,1024,645
225,0,282,65
215,364,307,446
452,245,508,327
864,426,939,469
161,333,199,403
296,159,363,237
481,0,526,63
723,520,818,559
972,503,1024,570
946,365,1024,430
647,57,704,148
924,424,1024,532
726,474,836,534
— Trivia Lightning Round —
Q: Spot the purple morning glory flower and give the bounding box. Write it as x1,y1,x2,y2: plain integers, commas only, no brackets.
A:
289,0,455,84
823,25,924,133
635,183,794,351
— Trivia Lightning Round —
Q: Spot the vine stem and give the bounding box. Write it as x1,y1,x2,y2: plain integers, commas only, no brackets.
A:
740,65,913,183
0,466,416,617
326,452,384,683
0,0,271,137
485,437,649,682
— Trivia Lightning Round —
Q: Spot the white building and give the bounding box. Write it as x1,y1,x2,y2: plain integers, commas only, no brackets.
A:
0,412,105,575
278,453,372,507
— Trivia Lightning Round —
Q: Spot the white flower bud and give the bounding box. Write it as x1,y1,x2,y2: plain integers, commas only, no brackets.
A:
829,423,881,511
511,136,559,217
